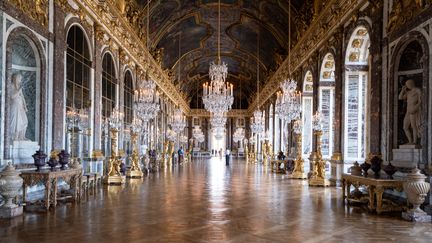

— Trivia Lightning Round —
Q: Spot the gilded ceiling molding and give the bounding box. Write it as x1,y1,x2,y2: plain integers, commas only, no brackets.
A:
58,0,191,114
190,109,248,118
247,0,368,114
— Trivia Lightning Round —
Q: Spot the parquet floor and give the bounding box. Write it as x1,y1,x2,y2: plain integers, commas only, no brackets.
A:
1,157,431,243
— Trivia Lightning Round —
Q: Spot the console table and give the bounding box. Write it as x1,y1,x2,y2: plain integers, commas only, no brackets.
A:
21,168,83,210
342,174,404,214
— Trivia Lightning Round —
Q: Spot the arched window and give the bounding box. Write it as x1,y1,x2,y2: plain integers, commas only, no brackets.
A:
66,25,91,112
66,25,92,157
102,53,117,118
319,53,336,159
123,70,133,124
344,26,370,162
269,104,274,150
302,71,313,157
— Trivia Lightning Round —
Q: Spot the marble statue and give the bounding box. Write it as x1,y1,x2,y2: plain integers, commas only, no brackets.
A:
9,73,28,141
398,79,421,145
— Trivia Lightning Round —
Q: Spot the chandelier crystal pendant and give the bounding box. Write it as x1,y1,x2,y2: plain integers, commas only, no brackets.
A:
166,128,177,142
192,126,205,143
202,0,234,117
109,106,124,130
171,108,186,134
134,76,160,122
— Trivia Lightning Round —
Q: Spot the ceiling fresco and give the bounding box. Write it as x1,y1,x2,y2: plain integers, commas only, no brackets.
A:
132,0,314,109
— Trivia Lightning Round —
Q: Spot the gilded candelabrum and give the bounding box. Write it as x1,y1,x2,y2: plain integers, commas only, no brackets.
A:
161,141,168,167
167,141,174,166
308,130,330,186
262,141,269,165
290,133,307,179
104,128,126,184
245,143,249,163
126,132,143,178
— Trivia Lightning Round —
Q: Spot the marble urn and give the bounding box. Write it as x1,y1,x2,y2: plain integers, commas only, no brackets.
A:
402,169,431,222
0,163,24,218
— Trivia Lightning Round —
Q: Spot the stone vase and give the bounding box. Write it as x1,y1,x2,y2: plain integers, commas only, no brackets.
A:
360,162,371,177
32,150,47,171
47,157,58,171
350,162,363,176
58,150,70,170
383,162,397,179
402,169,431,222
0,163,23,209
370,156,382,178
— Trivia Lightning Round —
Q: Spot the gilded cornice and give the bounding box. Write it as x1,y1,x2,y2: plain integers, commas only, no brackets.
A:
190,109,248,118
59,0,191,114
247,0,368,115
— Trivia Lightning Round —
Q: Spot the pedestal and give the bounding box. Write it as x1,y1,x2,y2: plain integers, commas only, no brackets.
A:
402,210,431,222
392,147,422,169
330,152,343,186
309,177,331,187
0,206,23,219
126,170,143,178
11,141,39,164
103,175,125,184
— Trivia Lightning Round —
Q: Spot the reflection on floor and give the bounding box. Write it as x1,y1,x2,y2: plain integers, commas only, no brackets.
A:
1,157,431,242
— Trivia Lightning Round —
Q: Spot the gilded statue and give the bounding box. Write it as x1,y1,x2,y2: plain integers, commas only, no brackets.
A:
398,79,422,145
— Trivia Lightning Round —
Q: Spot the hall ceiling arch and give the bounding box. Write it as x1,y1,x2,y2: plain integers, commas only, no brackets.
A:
132,0,314,109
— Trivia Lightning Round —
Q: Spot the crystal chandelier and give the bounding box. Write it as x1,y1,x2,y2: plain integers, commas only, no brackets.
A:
130,117,142,134
166,128,177,142
109,106,124,130
210,112,226,128
202,0,233,117
250,110,264,134
233,127,245,143
213,126,225,140
171,108,186,133
293,119,302,134
275,0,302,123
134,76,160,122
312,111,322,131
275,79,302,122
193,126,205,143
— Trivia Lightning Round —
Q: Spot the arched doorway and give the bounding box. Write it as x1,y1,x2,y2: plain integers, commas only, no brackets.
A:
343,26,370,162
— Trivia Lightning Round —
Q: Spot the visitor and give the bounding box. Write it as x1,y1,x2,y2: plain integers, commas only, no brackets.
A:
225,148,231,166
178,146,184,164
277,151,285,160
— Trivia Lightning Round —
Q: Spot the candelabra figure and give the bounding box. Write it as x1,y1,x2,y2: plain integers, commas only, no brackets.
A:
290,120,307,179
308,112,330,186
126,117,143,178
104,107,125,184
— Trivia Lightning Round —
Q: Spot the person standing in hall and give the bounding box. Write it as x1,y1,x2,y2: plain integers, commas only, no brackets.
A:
178,146,184,165
225,148,231,166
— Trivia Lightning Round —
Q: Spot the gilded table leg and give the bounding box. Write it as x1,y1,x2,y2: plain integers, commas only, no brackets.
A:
52,178,58,208
368,185,375,211
44,179,51,210
342,179,346,202
346,182,352,201
375,186,384,214
22,185,27,206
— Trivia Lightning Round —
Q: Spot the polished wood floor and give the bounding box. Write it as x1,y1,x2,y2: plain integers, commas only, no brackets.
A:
1,158,431,243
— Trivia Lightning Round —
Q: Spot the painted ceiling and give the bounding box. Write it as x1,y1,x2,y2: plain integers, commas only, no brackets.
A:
133,0,314,109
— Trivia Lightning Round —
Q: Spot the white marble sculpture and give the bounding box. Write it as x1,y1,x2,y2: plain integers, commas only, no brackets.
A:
9,73,28,141
398,79,421,145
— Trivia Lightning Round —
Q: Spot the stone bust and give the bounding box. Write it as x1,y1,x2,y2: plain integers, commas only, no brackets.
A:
398,79,421,145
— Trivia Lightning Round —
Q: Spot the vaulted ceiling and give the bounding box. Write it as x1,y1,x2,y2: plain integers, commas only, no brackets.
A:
133,0,314,109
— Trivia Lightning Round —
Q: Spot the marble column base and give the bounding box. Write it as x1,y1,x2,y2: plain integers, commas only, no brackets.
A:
402,210,431,222
0,206,23,219
103,175,126,185
126,170,143,178
330,160,344,187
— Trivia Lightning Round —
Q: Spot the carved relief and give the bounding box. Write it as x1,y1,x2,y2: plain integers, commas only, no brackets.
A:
387,0,431,33
8,0,48,26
